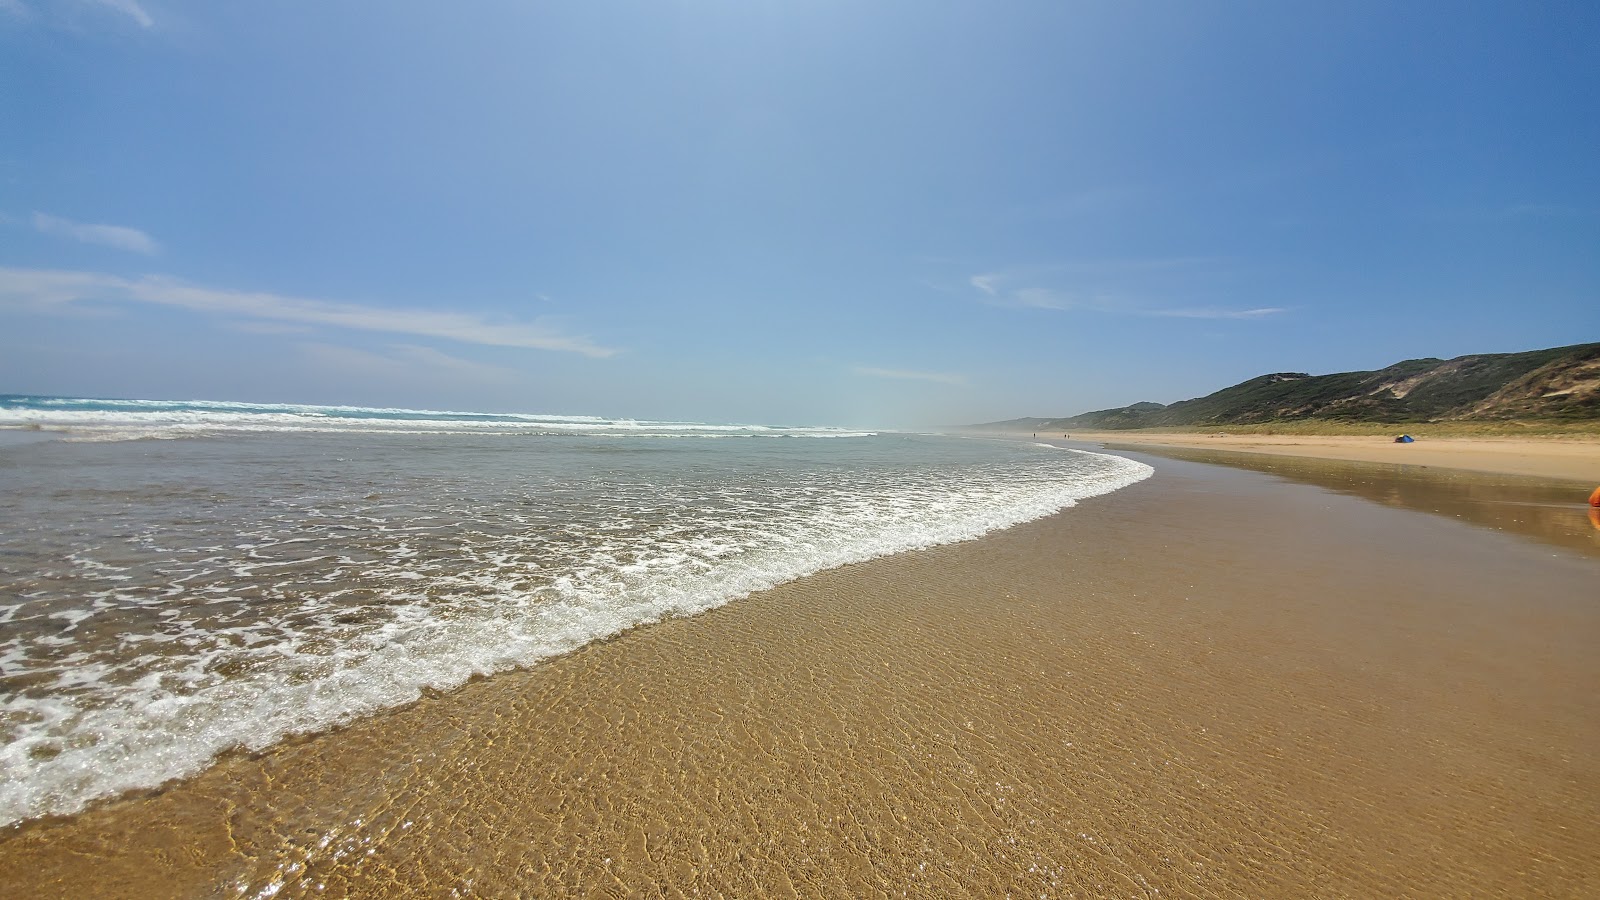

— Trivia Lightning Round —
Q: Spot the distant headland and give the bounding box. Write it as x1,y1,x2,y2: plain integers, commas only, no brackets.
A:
978,342,1600,433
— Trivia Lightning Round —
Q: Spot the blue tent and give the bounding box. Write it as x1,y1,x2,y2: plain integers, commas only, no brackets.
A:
1395,434,1415,443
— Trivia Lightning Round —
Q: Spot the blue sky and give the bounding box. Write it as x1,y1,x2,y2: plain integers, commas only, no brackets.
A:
2,1,1596,427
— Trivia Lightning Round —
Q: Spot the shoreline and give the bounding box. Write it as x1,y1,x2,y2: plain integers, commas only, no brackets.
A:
3,452,1598,896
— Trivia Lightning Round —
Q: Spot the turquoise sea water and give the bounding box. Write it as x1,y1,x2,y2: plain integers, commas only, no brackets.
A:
0,395,1151,826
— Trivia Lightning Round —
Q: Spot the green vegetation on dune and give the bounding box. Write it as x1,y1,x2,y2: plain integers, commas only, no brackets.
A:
980,342,1600,433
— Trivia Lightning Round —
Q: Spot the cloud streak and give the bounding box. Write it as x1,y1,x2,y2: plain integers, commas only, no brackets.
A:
1142,306,1284,320
0,0,153,27
90,0,152,28
0,266,621,357
968,261,1285,321
854,366,968,386
33,213,160,254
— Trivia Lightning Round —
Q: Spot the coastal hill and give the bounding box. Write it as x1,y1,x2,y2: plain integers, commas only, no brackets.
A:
982,342,1600,431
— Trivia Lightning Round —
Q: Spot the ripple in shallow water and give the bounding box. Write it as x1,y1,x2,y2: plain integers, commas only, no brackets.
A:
0,431,1150,825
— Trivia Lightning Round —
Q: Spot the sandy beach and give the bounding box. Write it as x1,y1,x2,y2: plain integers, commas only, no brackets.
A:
2,448,1597,898
1058,431,1600,483
8,0,1596,895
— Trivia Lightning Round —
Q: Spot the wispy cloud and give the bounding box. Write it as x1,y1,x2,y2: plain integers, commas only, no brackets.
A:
1000,288,1282,319
854,366,968,386
967,260,1285,321
33,213,160,254
0,266,621,357
1143,306,1284,320
0,0,157,28
89,0,152,28
1010,288,1077,310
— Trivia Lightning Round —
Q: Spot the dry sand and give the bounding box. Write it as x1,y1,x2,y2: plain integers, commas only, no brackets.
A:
2,452,1598,898
1060,431,1600,483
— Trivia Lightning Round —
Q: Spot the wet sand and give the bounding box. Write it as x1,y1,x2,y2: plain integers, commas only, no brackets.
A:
2,452,1598,897
1089,442,1600,559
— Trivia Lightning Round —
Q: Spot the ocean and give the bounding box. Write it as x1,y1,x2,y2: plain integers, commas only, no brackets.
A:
0,395,1151,827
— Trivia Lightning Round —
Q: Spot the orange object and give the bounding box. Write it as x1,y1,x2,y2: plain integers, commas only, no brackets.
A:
1591,507,1600,532
1591,486,1600,507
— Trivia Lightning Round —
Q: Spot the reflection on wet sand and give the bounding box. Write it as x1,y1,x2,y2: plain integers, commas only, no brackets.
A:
1101,443,1600,557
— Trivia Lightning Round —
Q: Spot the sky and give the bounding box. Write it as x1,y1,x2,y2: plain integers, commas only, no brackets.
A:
1,1,1597,428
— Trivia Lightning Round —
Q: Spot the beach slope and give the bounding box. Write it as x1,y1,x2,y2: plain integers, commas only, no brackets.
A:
1,453,1597,897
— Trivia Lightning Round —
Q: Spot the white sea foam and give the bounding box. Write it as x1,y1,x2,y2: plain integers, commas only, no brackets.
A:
0,396,871,440
0,423,1149,827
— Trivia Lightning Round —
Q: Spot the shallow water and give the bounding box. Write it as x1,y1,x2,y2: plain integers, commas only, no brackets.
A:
0,402,1150,827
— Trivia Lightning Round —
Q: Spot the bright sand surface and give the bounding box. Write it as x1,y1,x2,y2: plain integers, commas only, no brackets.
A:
2,450,1598,897
1057,431,1600,483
